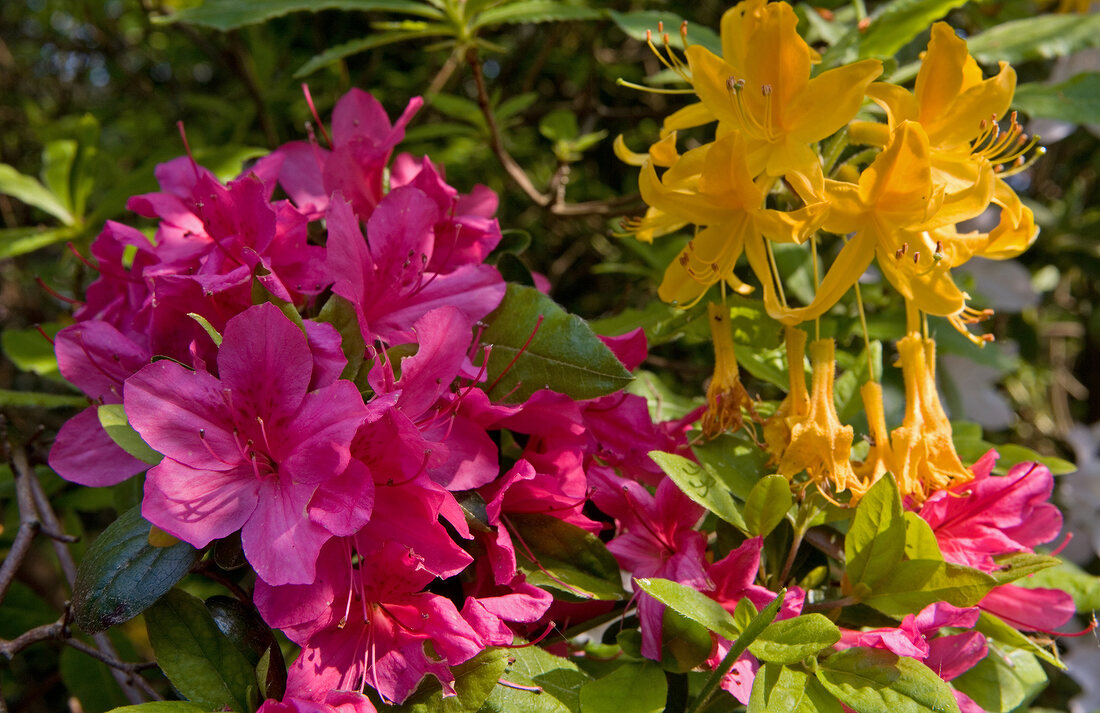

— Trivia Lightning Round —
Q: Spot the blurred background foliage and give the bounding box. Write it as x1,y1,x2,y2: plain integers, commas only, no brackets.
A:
3,0,1100,711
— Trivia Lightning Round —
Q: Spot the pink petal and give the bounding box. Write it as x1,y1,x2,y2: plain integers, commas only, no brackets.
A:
142,459,259,548
49,407,152,487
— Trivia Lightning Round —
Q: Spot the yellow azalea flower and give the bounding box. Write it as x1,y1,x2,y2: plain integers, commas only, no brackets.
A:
633,132,828,307
851,381,893,493
746,121,992,325
701,302,757,439
888,334,973,504
678,0,881,179
763,326,810,462
776,338,859,500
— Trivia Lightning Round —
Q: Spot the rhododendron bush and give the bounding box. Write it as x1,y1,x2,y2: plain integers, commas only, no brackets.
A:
2,1,1098,713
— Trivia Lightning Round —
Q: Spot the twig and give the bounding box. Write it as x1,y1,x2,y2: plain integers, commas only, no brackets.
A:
63,638,157,673
0,618,67,660
0,432,41,603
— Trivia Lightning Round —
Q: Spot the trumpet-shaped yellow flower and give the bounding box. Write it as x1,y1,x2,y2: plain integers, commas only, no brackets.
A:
851,381,894,494
678,0,881,179
763,326,810,462
634,132,828,307
747,122,992,325
776,338,859,499
701,302,757,439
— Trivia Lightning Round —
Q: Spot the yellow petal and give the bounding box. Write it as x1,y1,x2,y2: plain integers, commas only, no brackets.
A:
755,201,829,245
661,101,715,135
929,61,1016,149
685,46,739,127
613,134,649,166
788,59,883,144
861,122,937,224
865,82,919,132
914,23,971,124
876,243,968,317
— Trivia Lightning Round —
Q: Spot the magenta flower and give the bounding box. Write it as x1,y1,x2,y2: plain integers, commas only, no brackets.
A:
124,303,370,585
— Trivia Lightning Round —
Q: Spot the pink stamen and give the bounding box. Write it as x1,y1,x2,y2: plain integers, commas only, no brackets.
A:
35,324,55,346
177,121,202,183
301,84,333,149
499,621,557,648
36,276,83,306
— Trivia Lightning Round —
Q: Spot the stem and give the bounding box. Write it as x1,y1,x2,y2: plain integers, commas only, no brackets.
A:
766,240,789,309
811,234,820,341
851,261,875,380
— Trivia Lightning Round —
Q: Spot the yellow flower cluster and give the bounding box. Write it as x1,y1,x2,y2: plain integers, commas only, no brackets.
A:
619,1,1042,504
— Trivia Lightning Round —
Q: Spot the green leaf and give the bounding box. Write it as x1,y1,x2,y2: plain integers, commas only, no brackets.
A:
749,614,841,665
0,163,74,224
1016,558,1100,612
579,661,666,713
606,10,722,55
106,704,213,712
480,644,588,713
0,389,87,408
205,596,286,701
634,577,740,640
186,313,223,347
974,612,1063,669
42,139,77,217
316,295,366,381
1013,73,1100,125
589,300,709,347
845,473,905,589
655,607,714,673
97,404,163,465
987,552,1061,585
72,506,200,634
479,284,632,404
857,0,971,59
0,226,76,259
474,2,600,28
816,648,960,713
743,474,792,538
509,513,626,600
649,450,748,531
690,431,770,501
160,0,443,30
540,110,579,142
145,589,258,713
2,323,63,378
951,422,1076,475
966,13,1100,64
749,664,844,713
952,645,1047,713
61,642,130,713
902,512,942,560
294,29,451,77
398,647,509,713
861,560,996,617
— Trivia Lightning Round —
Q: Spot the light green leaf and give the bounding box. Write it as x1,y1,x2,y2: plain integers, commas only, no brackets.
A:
0,389,87,409
0,226,76,259
691,430,770,501
634,577,740,640
160,0,443,30
294,28,452,77
186,313,223,347
1013,73,1100,124
845,473,905,589
1016,558,1100,612
480,644,588,713
816,649,960,713
744,474,792,538
953,645,1047,713
902,511,943,561
145,590,258,712
579,661,666,713
479,284,632,404
474,2,600,28
400,647,509,713
862,560,996,617
0,163,74,224
858,0,971,58
749,614,841,665
2,323,64,377
974,612,1063,669
749,664,844,713
649,450,748,531
967,13,1100,64
42,140,77,217
98,404,164,465
606,10,722,55
509,513,626,601
987,552,1062,585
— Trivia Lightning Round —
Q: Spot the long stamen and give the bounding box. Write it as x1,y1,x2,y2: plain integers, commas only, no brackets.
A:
301,83,333,149
177,121,201,183
36,277,83,306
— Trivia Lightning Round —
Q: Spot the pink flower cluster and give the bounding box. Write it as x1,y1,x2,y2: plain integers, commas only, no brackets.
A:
48,88,696,710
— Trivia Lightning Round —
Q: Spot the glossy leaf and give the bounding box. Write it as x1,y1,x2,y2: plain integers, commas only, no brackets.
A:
634,577,740,641
649,450,748,531
743,474,792,538
857,0,971,59
579,661,666,713
749,664,844,713
861,560,996,617
316,295,366,381
480,284,632,404
205,596,287,702
845,473,905,589
160,0,443,30
509,513,626,600
817,648,960,713
690,431,770,501
606,10,721,54
145,589,258,713
400,647,509,713
974,612,1063,668
749,614,841,665
480,644,587,713
98,404,164,465
72,506,200,634
1013,73,1100,125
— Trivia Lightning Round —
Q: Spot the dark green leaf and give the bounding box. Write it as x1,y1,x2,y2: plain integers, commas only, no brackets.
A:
579,662,666,713
1014,73,1100,124
72,506,200,634
160,0,443,30
589,300,709,347
606,10,722,55
0,163,73,224
951,422,1076,475
398,647,509,713
952,645,1047,713
966,13,1100,64
294,29,452,77
634,577,739,640
206,596,287,701
845,474,905,589
817,649,960,713
509,513,626,600
488,229,532,261
479,284,632,404
748,614,841,665
743,475,792,538
649,450,748,531
98,404,164,465
145,589,258,712
474,2,600,28
0,389,87,408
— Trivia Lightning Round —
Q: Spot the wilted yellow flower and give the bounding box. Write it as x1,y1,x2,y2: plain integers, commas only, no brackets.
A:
763,326,810,462
851,381,894,493
701,302,757,439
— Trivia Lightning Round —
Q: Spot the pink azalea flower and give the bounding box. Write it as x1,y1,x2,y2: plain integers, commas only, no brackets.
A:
257,691,376,713
124,303,370,585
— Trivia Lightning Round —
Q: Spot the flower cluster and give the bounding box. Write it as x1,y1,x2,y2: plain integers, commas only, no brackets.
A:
48,88,696,710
